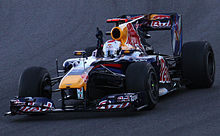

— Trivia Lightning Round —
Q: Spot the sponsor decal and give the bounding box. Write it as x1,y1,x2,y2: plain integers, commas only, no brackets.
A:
126,23,144,50
77,87,84,99
43,102,53,108
159,57,171,83
19,101,54,112
81,73,88,82
98,100,109,105
130,94,138,102
117,96,129,102
81,66,93,83
20,106,43,112
96,102,131,110
150,14,170,20
150,14,171,28
12,99,25,105
172,15,182,56
151,20,171,28
96,94,136,110
27,101,35,106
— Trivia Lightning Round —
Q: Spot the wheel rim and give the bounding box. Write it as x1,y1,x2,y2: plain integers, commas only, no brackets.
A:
41,74,52,98
207,51,215,80
148,72,158,102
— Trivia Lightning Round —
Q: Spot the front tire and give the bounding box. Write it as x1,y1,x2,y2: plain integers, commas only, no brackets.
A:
19,67,52,98
182,41,215,88
126,62,159,110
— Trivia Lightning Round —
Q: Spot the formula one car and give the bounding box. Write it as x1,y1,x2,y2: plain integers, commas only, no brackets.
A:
5,13,215,116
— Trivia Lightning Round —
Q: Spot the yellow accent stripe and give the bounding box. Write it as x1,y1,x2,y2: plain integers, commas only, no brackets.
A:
59,75,85,89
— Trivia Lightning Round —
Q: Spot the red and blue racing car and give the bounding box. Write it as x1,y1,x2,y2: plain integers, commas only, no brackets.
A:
5,13,215,115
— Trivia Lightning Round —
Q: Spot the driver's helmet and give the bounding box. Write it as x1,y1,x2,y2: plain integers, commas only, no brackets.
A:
103,40,121,58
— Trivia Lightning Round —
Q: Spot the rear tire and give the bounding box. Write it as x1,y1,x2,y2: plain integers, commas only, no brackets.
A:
126,62,159,110
182,41,215,88
19,67,52,98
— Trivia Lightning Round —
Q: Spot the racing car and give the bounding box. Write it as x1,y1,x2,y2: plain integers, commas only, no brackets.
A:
5,13,215,116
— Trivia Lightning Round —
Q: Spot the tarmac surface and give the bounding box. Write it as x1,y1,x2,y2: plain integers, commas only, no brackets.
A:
0,0,220,136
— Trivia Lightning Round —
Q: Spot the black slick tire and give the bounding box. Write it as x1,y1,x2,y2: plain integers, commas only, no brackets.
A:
182,41,215,88
18,67,52,98
126,62,159,110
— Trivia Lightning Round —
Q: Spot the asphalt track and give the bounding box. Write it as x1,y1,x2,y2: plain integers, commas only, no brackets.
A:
0,0,220,136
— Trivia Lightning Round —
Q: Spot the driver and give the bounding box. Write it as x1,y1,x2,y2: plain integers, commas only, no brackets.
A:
103,40,121,58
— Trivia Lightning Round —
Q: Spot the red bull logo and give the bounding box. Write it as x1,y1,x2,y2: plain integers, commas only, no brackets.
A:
126,23,144,50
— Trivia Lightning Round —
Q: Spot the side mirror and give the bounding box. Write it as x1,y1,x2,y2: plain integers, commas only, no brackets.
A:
73,50,86,57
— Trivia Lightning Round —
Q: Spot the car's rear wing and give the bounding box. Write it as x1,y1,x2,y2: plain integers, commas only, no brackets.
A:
107,13,182,56
107,14,144,26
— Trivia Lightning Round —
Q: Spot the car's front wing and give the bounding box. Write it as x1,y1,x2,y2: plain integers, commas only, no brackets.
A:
5,92,148,116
